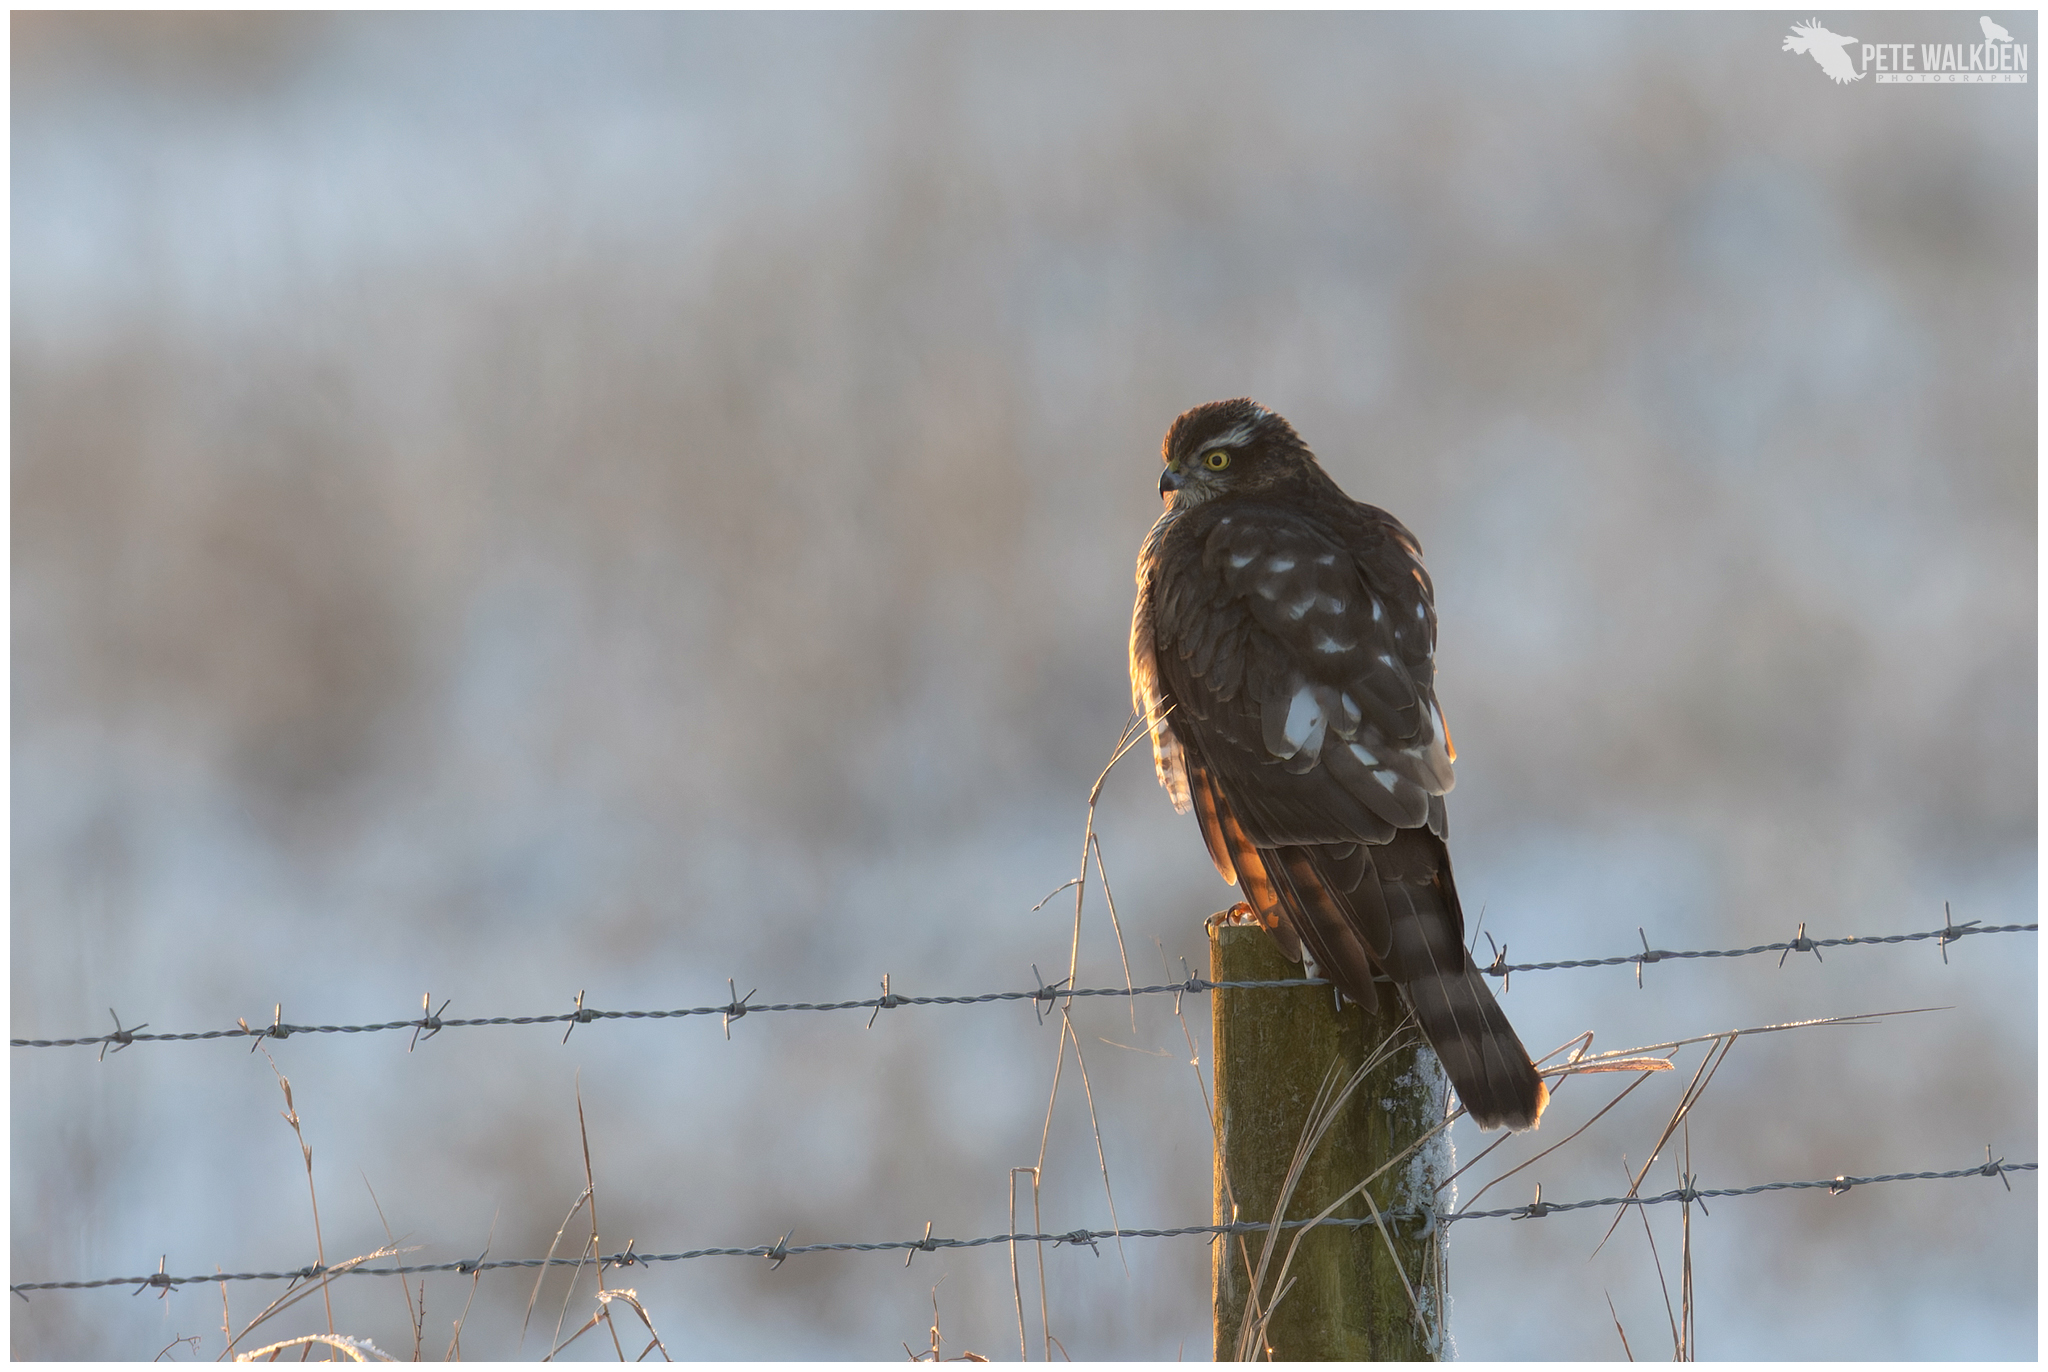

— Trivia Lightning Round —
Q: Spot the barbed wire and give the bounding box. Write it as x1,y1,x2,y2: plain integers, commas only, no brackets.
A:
13,1155,2030,1296
1476,913,2036,986
9,917,2033,1053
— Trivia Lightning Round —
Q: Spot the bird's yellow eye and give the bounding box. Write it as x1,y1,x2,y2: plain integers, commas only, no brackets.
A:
1203,449,1231,471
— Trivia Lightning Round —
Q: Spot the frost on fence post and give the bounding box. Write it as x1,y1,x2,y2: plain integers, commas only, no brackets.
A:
1210,916,1448,1361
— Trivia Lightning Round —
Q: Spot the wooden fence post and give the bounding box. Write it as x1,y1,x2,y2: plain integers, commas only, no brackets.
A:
1210,916,1448,1361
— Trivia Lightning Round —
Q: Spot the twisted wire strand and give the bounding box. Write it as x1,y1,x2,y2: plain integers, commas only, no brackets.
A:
1448,1160,2036,1219
5,979,1321,1050
10,921,2034,1051
14,1160,2030,1294
1487,922,2037,974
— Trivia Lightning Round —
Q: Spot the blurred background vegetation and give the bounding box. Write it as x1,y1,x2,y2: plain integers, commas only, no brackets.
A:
12,11,2034,1359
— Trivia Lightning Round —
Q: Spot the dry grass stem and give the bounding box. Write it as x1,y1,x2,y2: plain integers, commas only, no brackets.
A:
1604,1291,1634,1361
903,1276,988,1362
1088,831,1138,1032
1159,938,1262,1332
1022,714,1155,1355
361,1174,425,1361
1434,1026,1617,1198
1435,1028,1605,1198
1624,1156,1680,1355
443,1213,494,1361
1454,1066,1663,1215
550,1288,670,1363
1567,1007,1944,1067
1234,1026,1424,1361
1235,1059,1357,1360
1058,1010,1128,1269
219,1247,405,1359
232,1334,395,1363
520,1181,595,1351
1243,1055,1441,1359
1678,1128,1696,1361
572,1086,630,1362
1594,1035,1738,1257
1354,1183,1429,1345
1030,878,1080,912
1545,1056,1676,1077
254,1050,337,1348
905,1277,945,1362
1006,1167,1036,1362
529,1082,669,1361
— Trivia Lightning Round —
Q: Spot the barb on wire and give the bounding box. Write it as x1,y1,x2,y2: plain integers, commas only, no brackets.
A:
721,981,756,1041
868,975,905,1029
1026,964,1073,1027
409,995,449,1053
1978,1145,2014,1191
14,1158,2030,1296
904,1222,939,1268
98,1009,144,1063
1937,901,1970,964
1482,935,1512,991
561,990,595,1046
132,1255,173,1300
1778,922,1820,968
1513,1185,1555,1221
236,1005,289,1053
763,1230,793,1271
11,919,2034,1052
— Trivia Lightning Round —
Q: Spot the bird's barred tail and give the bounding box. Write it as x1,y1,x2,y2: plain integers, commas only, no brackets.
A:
1199,771,1548,1131
1375,834,1547,1132
1400,963,1548,1131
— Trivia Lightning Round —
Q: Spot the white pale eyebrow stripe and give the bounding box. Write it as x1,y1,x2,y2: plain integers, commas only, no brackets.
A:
1198,421,1259,451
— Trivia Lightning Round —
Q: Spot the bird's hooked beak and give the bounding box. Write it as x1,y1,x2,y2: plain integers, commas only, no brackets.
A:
1159,463,1188,498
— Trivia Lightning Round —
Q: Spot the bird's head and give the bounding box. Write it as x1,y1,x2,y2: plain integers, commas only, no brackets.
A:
1156,398,1319,509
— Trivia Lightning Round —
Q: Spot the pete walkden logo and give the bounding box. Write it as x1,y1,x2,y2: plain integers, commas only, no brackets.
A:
1783,15,2028,84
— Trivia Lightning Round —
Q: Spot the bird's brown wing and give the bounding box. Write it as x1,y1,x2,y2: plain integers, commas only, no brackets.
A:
1152,500,1451,850
1130,513,1192,814
1142,499,1546,1130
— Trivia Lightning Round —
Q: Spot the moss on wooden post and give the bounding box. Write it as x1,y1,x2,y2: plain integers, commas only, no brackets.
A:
1210,917,1448,1361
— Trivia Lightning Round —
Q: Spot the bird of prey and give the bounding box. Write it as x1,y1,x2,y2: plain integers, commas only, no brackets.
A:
1130,399,1547,1131
1782,20,1863,83
1981,16,2014,43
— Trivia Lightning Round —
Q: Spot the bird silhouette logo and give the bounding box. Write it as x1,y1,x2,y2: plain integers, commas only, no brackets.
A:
1980,16,2015,43
1783,19,1864,82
